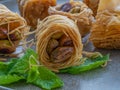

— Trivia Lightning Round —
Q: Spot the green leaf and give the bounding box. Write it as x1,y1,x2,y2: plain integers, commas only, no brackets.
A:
27,66,64,90
9,49,38,76
8,48,63,89
0,59,25,85
0,62,9,75
60,54,109,74
0,59,17,75
0,48,63,89
0,74,24,85
27,66,39,83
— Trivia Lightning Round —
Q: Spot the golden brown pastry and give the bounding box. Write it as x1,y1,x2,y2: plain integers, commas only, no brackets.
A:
0,4,29,54
90,0,120,49
49,0,94,37
83,0,100,16
18,0,56,28
36,15,83,72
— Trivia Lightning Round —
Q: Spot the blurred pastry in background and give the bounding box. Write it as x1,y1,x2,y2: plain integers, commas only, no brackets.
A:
18,0,56,28
0,4,29,54
90,0,120,49
49,0,94,37
83,0,100,16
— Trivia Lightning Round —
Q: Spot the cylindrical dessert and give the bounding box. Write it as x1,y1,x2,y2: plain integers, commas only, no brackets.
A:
0,4,29,54
90,0,120,49
49,0,93,37
36,15,83,72
18,0,56,28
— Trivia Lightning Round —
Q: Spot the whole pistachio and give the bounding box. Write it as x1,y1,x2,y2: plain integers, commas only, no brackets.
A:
0,40,17,54
59,35,73,46
51,32,63,40
60,2,72,12
9,31,21,41
69,6,81,13
51,46,74,63
47,39,59,55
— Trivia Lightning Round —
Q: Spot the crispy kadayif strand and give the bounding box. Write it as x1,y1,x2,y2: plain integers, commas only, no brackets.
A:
36,15,83,72
0,4,30,55
48,0,94,37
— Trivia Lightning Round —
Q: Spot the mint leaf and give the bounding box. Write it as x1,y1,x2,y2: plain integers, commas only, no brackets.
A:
0,75,24,85
27,54,64,90
0,59,17,75
60,54,109,74
9,49,38,77
27,66,64,90
0,49,63,89
27,66,39,83
0,59,24,85
37,66,63,90
0,62,9,75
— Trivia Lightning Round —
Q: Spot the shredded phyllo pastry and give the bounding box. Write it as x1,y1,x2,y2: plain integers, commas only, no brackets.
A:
48,0,94,37
83,0,100,16
18,0,56,28
36,15,83,72
0,4,29,54
90,0,120,49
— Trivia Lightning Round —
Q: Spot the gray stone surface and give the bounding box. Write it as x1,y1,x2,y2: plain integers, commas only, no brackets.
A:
1,0,120,90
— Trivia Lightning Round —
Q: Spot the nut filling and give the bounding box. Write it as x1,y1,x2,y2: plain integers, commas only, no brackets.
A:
47,34,74,63
0,23,21,54
60,2,81,13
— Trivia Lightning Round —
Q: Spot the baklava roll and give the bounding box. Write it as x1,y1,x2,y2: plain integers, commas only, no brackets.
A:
83,0,100,16
49,0,93,37
90,0,120,49
36,15,83,72
0,4,29,54
18,0,56,28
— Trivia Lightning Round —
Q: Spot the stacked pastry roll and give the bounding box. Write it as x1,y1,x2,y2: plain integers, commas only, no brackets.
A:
90,0,120,49
36,15,83,72
18,0,56,28
0,4,29,54
49,0,93,37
